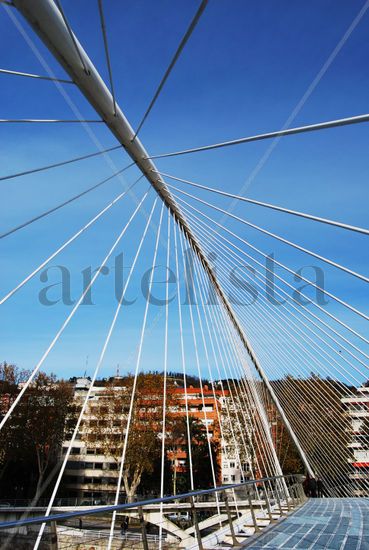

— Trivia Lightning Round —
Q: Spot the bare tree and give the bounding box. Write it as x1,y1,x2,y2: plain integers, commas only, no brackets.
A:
0,368,73,501
83,373,174,502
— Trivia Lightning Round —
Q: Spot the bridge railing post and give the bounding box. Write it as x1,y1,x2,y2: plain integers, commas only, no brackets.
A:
295,476,306,504
273,478,285,516
281,478,292,512
289,482,297,508
190,496,204,550
224,491,239,546
262,481,275,524
50,520,58,550
247,483,260,533
138,506,149,550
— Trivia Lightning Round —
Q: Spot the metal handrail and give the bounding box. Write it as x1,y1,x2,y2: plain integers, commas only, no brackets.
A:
0,473,302,529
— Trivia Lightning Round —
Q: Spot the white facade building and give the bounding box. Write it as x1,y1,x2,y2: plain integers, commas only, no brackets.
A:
62,377,126,504
341,385,369,496
220,394,253,484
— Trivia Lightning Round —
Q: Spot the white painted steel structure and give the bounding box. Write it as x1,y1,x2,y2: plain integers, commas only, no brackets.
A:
12,0,314,477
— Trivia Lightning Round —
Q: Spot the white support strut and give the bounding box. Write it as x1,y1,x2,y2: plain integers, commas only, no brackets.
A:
13,0,314,477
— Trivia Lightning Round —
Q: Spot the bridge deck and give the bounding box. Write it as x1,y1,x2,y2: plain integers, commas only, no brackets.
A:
245,498,369,550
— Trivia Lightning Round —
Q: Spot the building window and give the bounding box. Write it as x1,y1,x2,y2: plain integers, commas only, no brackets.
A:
66,461,85,470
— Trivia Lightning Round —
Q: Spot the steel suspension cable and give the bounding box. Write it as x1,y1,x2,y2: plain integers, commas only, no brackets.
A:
214,255,366,392
132,0,208,140
184,205,369,366
107,199,162,550
227,336,300,490
157,171,369,236
188,236,260,481
218,319,281,481
0,175,142,304
261,374,357,495
178,227,221,520
0,118,102,123
0,188,150,431
215,274,362,439
193,247,306,484
228,339,295,500
174,195,369,326
176,195,369,346
170,185,369,287
254,362,356,496
0,145,124,183
189,214,369,384
188,247,260,508
189,252,253,482
0,164,135,240
214,296,369,471
147,113,369,159
0,67,73,83
195,227,367,393
213,288,285,482
159,209,171,550
97,0,117,116
187,209,369,446
254,334,361,453
204,306,264,479
33,198,158,550
173,222,195,491
190,252,267,509
55,0,90,75
208,270,369,469
192,253,276,481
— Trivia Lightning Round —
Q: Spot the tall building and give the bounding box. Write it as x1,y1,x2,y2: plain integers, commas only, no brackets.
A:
168,384,253,485
62,378,123,504
341,385,369,496
62,378,250,502
168,384,224,484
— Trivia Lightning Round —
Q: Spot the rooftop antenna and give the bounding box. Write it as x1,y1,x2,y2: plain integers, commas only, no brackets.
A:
84,355,89,378
116,363,120,378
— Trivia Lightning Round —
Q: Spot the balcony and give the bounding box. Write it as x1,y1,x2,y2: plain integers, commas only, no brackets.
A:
353,450,369,462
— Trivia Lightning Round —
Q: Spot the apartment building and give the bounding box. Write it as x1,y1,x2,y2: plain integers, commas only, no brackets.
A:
62,377,124,504
62,378,250,502
341,385,369,496
168,384,252,485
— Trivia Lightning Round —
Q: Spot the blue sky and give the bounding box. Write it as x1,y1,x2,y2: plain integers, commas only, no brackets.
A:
0,0,368,385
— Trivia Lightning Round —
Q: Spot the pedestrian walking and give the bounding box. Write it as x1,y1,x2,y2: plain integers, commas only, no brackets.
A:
303,473,310,497
121,516,129,537
317,477,324,497
309,476,317,498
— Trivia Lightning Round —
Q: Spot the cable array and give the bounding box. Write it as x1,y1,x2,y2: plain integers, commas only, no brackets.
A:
1,4,369,544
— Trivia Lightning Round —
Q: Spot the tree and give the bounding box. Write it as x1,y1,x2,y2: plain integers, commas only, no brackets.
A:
0,367,73,501
169,415,220,492
270,375,351,483
83,373,175,502
24,373,74,501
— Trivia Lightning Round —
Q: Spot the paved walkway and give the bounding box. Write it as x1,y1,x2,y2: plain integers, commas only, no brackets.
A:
245,498,369,549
